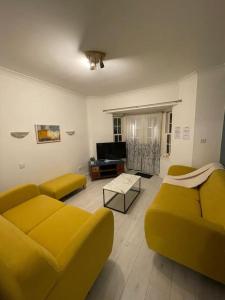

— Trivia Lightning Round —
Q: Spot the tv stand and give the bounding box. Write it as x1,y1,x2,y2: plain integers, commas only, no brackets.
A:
89,159,125,181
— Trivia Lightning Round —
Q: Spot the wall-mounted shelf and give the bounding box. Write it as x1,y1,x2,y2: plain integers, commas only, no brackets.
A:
66,131,75,136
10,132,29,139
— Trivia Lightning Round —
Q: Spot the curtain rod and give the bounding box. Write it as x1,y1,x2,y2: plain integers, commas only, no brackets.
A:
103,100,182,113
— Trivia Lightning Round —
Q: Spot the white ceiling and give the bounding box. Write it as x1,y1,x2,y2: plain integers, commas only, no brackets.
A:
0,0,225,96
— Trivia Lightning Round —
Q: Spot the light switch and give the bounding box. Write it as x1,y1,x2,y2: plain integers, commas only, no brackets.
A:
200,138,207,144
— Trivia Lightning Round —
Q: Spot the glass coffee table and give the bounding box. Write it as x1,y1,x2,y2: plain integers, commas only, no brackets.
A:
103,173,141,214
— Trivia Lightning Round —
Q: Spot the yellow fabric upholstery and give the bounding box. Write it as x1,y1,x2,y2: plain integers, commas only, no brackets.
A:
46,208,114,300
200,169,225,228
39,173,87,199
145,165,225,284
167,165,196,176
29,205,92,258
3,195,64,233
151,183,201,217
0,184,39,214
0,216,58,300
0,184,114,300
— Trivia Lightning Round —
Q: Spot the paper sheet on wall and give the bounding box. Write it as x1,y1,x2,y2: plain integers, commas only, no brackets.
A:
183,126,190,140
174,126,181,139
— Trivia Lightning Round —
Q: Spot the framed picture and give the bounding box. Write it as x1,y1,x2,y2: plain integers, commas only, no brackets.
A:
35,125,61,143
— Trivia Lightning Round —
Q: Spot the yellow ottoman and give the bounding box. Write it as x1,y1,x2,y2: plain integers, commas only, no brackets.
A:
39,173,87,200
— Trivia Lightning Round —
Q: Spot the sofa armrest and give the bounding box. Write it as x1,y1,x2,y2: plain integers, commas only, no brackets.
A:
145,207,225,284
168,165,196,176
57,207,114,267
0,216,58,300
0,184,40,213
48,207,114,300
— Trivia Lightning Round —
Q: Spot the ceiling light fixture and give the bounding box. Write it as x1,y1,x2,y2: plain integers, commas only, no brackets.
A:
85,50,106,70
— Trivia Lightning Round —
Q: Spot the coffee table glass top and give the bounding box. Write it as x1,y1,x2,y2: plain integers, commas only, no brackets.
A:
103,173,141,194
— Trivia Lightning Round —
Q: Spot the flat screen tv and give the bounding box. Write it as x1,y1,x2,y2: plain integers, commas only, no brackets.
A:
96,142,126,160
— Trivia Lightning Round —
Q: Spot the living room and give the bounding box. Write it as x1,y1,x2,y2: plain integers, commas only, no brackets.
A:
0,1,225,300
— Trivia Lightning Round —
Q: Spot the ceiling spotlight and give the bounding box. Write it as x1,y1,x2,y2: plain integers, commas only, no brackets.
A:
90,61,96,71
85,50,106,71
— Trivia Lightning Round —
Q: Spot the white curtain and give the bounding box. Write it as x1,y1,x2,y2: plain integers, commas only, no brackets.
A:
126,113,162,174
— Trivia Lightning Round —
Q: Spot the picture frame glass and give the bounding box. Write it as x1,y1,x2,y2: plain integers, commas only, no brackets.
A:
35,125,61,143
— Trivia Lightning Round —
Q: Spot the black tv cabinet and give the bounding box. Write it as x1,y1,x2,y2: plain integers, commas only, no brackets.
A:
89,159,125,181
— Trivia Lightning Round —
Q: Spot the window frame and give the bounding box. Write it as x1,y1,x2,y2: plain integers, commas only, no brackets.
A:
113,116,123,142
165,112,172,155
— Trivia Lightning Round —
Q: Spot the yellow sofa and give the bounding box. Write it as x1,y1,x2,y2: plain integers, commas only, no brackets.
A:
0,184,114,300
145,165,225,284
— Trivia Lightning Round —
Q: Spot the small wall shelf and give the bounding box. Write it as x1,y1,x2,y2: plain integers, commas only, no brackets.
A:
10,132,29,139
66,131,75,136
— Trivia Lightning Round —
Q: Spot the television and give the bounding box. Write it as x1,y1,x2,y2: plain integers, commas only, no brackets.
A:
96,142,126,160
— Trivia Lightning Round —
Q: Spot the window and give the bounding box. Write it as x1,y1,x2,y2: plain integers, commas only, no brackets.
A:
113,116,122,142
165,112,172,155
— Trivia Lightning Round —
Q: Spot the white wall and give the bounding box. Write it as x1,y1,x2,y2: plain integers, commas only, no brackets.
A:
100,82,179,110
87,83,179,171
1,64,222,190
192,65,225,167
0,68,89,190
170,72,198,166
87,79,198,177
86,97,114,157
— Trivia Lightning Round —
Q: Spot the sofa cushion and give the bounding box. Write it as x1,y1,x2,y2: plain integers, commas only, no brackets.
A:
39,173,87,199
200,169,225,228
0,215,57,300
0,184,40,214
3,195,64,233
28,205,92,258
151,183,201,217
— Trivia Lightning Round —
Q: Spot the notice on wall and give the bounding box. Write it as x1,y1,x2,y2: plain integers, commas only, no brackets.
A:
183,126,191,140
174,126,181,139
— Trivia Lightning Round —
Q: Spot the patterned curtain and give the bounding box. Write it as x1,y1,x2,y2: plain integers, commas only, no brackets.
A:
126,113,162,175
